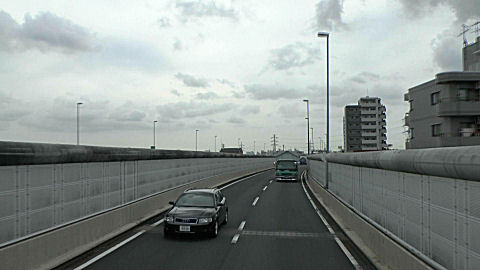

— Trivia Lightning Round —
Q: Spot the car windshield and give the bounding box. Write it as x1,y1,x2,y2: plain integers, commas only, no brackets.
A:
276,161,296,170
176,193,215,207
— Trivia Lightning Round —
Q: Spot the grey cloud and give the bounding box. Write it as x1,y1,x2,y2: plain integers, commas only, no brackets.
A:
173,38,183,51
350,72,381,84
244,84,314,100
431,30,462,71
240,105,260,115
278,103,304,119
0,92,30,121
157,17,172,28
397,0,480,22
23,97,151,133
0,11,96,53
268,42,321,70
175,73,210,88
196,92,219,100
218,79,235,88
109,102,147,122
156,101,232,120
92,38,166,71
314,0,348,31
175,1,238,21
231,90,245,99
227,116,245,124
171,89,182,96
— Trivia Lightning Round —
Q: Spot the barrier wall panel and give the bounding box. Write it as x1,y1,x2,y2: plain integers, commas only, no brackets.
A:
308,156,480,270
0,157,273,246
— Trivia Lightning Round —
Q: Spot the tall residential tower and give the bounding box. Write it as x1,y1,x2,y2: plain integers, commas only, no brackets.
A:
344,96,388,152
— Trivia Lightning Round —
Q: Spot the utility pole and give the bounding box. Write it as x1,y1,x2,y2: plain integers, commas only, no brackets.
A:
303,99,310,154
264,143,266,153
283,144,285,151
311,127,314,152
271,134,278,153
254,140,256,154
214,135,217,152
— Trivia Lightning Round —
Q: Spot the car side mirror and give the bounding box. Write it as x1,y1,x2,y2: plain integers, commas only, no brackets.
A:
168,201,175,205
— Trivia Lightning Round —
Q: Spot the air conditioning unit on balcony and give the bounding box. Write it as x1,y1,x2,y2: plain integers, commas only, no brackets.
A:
460,128,475,137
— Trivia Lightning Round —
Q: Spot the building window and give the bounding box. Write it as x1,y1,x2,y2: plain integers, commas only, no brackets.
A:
431,92,439,105
409,100,413,111
458,88,480,101
431,124,442,137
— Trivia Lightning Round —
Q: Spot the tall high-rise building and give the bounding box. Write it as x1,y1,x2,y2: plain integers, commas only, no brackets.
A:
344,96,388,152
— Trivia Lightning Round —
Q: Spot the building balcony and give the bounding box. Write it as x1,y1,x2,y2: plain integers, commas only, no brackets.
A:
361,124,379,130
361,146,380,151
361,139,377,145
439,135,480,147
436,98,480,116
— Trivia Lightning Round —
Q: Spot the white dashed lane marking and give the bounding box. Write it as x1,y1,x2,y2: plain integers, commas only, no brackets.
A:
231,221,247,244
252,197,259,206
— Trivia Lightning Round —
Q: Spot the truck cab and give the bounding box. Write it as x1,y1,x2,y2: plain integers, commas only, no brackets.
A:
274,159,298,181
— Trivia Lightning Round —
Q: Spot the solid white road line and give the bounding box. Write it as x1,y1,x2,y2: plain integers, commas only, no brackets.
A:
269,180,273,184
220,171,267,191
262,186,268,191
151,218,165,227
252,197,259,206
74,230,146,270
300,172,361,270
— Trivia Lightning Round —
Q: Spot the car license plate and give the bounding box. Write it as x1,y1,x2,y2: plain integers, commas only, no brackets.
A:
179,225,190,232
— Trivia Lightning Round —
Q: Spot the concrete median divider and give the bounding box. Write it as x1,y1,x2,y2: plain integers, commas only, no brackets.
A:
0,166,272,270
305,174,433,270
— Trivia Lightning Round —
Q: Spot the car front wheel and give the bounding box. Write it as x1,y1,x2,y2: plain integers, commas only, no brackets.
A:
223,210,228,225
210,220,219,238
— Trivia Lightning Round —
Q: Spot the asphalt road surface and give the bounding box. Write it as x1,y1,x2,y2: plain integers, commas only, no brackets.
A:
60,168,372,270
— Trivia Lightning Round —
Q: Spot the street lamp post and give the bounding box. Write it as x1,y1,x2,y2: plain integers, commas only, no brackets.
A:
195,130,199,151
317,31,330,153
214,135,217,152
318,31,330,189
303,99,310,154
153,120,158,149
76,102,83,145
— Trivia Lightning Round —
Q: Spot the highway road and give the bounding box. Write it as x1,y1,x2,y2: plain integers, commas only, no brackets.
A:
59,168,374,270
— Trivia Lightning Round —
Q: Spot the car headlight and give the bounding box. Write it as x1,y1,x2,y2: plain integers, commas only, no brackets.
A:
198,217,213,224
166,216,174,223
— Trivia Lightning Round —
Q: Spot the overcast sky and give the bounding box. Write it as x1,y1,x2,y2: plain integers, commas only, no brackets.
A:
0,0,479,152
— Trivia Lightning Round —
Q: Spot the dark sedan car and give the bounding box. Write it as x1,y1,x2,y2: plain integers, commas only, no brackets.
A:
164,188,228,237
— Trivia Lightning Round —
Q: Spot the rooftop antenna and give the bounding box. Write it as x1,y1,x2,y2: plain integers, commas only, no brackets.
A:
458,24,471,47
471,21,480,38
366,88,369,97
